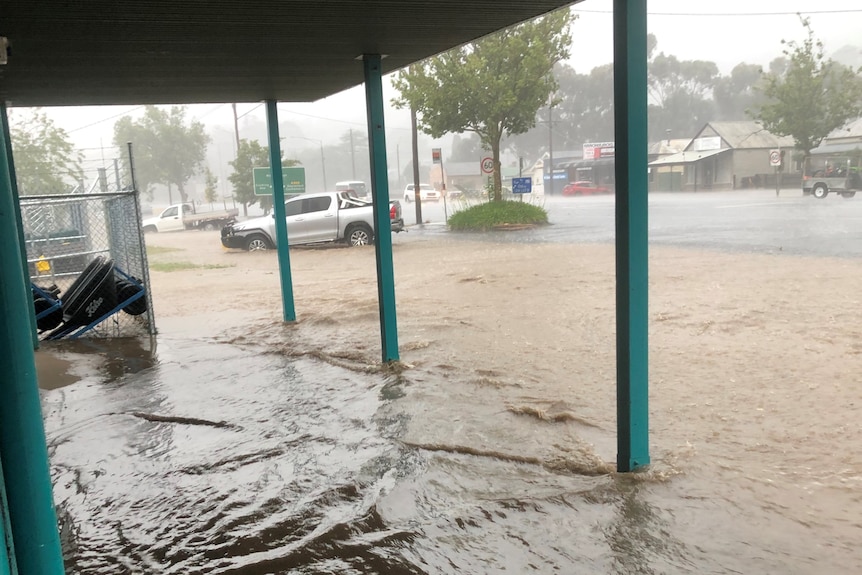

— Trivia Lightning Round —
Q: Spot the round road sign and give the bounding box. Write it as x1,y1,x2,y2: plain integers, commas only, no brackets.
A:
769,150,781,167
481,157,494,174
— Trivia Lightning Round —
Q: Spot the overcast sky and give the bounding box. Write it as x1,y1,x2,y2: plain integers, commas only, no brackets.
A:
25,0,862,154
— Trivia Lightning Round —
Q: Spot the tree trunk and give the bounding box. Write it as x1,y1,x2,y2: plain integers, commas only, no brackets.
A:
491,135,503,202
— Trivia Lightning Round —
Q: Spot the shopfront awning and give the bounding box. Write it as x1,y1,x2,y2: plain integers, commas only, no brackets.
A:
649,148,728,166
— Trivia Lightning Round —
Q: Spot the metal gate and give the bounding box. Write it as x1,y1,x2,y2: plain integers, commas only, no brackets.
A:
19,190,155,339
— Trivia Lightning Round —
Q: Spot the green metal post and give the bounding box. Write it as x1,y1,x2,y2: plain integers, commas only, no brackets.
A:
1,104,38,349
1,457,17,575
363,54,400,363
613,0,650,472
0,103,65,573
265,100,296,322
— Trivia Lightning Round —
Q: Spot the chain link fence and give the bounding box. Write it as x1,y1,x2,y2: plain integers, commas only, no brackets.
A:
20,187,155,340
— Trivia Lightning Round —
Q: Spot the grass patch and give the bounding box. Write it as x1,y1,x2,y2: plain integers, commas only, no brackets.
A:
447,200,549,231
146,245,182,255
149,261,234,272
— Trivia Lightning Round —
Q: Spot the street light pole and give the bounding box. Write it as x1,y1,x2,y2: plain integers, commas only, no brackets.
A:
319,142,327,191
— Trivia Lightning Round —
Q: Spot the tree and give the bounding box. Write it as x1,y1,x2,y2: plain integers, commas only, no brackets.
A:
648,45,719,140
392,9,573,201
753,16,862,156
714,63,765,121
551,62,615,150
504,61,615,163
113,105,210,203
450,133,485,163
8,109,83,195
203,167,219,207
228,139,299,216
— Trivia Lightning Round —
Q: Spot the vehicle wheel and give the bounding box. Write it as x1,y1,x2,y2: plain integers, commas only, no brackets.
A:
841,191,856,199
143,225,158,234
346,224,373,246
116,280,148,316
202,222,216,231
245,234,270,251
812,184,828,199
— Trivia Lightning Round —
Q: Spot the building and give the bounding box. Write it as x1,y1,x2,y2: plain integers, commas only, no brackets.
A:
649,121,795,191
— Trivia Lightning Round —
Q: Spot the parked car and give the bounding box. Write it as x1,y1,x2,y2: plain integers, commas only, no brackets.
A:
561,181,612,196
142,203,238,232
403,183,441,203
220,191,404,251
335,180,369,198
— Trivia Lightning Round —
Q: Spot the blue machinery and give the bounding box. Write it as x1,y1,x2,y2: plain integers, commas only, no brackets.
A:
33,259,147,340
0,2,649,572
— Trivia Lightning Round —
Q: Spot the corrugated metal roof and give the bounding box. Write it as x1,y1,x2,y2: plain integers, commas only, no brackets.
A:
0,1,579,107
692,121,794,150
810,141,862,155
649,138,691,156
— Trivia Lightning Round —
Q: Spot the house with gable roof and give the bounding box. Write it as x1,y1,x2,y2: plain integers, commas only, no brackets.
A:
649,121,795,191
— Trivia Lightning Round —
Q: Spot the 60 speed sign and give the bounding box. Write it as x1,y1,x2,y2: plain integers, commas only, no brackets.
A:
481,156,494,174
769,149,781,167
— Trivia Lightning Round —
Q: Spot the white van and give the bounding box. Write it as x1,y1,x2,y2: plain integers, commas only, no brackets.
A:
334,180,368,198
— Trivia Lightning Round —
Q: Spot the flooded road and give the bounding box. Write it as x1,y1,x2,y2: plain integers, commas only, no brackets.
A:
35,215,862,574
40,332,861,575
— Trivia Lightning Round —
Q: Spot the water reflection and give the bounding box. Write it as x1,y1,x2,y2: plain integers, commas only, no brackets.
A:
36,336,157,389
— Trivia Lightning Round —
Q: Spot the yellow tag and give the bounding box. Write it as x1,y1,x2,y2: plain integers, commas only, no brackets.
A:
36,256,51,274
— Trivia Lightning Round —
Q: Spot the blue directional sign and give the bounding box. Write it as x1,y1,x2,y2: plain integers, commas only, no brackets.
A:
511,177,532,194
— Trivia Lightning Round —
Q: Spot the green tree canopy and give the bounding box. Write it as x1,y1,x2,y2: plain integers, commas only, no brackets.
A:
648,40,719,140
9,109,83,195
714,62,765,121
392,9,573,201
753,16,862,156
113,105,210,203
203,167,219,206
228,139,299,216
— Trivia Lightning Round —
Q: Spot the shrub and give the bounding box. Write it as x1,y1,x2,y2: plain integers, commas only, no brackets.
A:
447,200,548,231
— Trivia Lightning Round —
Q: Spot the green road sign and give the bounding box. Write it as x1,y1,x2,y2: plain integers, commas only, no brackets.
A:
253,166,306,196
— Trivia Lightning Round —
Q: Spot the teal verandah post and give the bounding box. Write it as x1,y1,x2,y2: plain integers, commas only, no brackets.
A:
1,103,38,349
363,54,400,363
613,0,650,472
0,103,65,573
0,457,17,575
265,100,296,322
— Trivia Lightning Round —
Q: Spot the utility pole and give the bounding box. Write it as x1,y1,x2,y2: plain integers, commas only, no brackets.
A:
548,94,554,196
231,103,241,154
396,144,402,191
775,146,781,197
411,107,422,224
350,128,357,180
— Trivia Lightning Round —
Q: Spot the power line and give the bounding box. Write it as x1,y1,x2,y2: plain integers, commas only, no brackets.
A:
572,8,862,16
66,105,146,133
276,105,414,132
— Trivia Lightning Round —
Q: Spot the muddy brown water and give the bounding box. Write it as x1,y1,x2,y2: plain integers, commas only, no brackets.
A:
34,226,862,574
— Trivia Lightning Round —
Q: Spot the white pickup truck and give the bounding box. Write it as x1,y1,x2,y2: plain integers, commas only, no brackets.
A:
220,191,405,251
142,203,239,233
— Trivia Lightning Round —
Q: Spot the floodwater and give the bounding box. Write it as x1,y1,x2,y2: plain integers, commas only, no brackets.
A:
38,330,860,574
34,204,862,574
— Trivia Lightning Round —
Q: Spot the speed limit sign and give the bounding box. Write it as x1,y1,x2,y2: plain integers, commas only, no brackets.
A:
480,156,494,174
769,149,781,167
